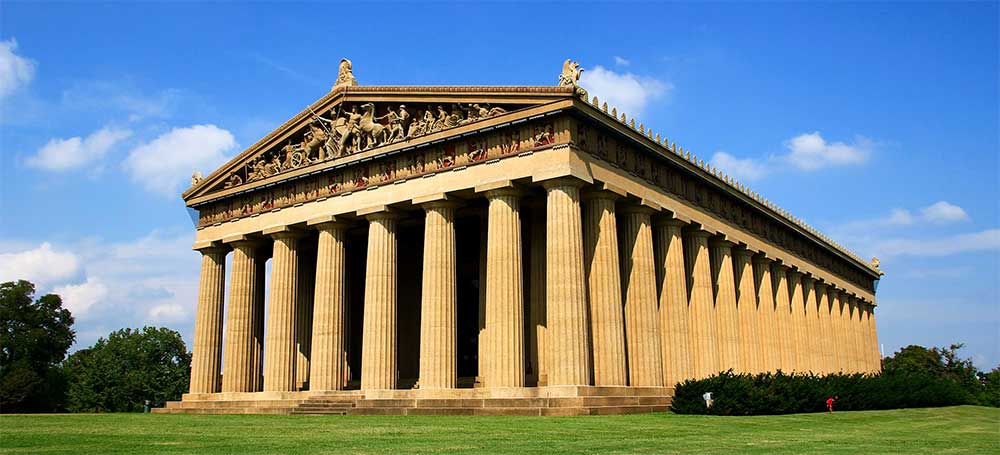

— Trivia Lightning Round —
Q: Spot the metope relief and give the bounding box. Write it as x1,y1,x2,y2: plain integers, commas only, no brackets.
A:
216,101,513,191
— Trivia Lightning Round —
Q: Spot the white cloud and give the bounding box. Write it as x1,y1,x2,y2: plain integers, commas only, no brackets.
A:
0,242,81,288
25,126,132,171
0,38,35,100
579,65,670,116
710,151,769,181
875,229,1000,257
613,56,630,66
782,132,872,171
123,124,236,197
147,303,187,322
53,277,108,317
921,201,970,224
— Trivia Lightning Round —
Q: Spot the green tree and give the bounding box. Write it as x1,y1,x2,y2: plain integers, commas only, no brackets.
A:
882,343,989,406
65,327,191,412
977,366,1000,408
0,280,75,412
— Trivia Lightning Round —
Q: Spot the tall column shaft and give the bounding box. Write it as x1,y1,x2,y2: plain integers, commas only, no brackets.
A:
251,250,267,391
802,276,819,374
733,249,761,374
419,202,459,389
361,212,399,390
309,223,348,391
869,305,881,372
583,193,628,386
263,231,301,392
787,271,806,373
543,179,591,386
620,207,664,386
654,220,691,386
709,239,740,373
189,247,227,394
830,291,845,373
847,297,861,373
684,229,718,379
477,212,488,384
529,204,548,385
485,189,526,387
816,283,833,374
771,264,794,373
222,241,260,392
296,247,316,390
753,256,779,373
861,302,875,373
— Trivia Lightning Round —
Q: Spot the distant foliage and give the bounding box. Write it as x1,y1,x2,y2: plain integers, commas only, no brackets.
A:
64,327,191,412
672,370,974,416
0,280,75,413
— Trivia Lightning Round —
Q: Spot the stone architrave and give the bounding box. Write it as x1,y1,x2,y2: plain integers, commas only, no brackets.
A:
620,206,664,387
654,218,692,386
189,246,227,394
582,191,628,386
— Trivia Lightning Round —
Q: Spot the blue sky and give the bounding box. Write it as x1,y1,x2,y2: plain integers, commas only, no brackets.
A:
1,3,997,368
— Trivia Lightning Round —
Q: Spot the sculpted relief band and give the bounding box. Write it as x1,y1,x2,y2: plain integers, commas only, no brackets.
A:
166,59,883,415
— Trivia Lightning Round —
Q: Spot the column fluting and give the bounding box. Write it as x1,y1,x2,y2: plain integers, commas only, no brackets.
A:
654,219,692,386
753,256,779,373
582,192,628,386
787,270,806,373
709,239,740,373
771,264,794,373
360,211,399,390
733,248,761,374
222,240,261,393
620,206,664,386
418,201,459,389
485,188,526,387
529,204,548,385
263,231,302,392
189,246,227,394
684,228,718,379
816,283,833,375
543,179,592,386
802,276,819,374
309,222,348,391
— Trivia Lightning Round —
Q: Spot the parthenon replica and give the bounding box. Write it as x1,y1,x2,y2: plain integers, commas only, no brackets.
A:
159,59,883,415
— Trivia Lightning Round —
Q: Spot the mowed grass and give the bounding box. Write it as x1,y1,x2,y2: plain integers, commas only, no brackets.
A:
1,406,997,454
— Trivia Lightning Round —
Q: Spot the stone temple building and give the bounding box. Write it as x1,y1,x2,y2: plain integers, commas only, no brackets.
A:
158,59,883,415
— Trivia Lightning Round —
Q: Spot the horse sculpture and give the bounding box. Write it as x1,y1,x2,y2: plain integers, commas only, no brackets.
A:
358,103,387,149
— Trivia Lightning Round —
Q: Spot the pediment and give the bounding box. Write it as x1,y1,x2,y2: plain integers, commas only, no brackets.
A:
183,86,575,203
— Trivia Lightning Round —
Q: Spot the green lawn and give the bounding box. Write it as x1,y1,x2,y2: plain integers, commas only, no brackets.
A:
1,406,997,454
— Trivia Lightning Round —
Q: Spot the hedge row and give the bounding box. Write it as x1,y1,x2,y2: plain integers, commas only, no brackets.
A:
671,370,975,415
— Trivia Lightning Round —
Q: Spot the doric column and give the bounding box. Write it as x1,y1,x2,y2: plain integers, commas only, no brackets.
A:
847,297,861,373
654,218,691,386
582,191,627,386
816,283,833,375
771,264,794,373
733,248,761,374
529,203,548,385
620,206,664,386
787,270,806,373
251,249,267,391
263,229,302,392
360,210,399,390
829,290,845,373
222,239,262,393
684,228,718,379
709,239,739,373
418,200,460,389
189,246,227,394
484,187,526,387
477,210,488,385
296,244,316,390
753,255,779,373
308,220,348,391
801,276,818,374
868,304,882,373
542,178,591,386
861,302,875,373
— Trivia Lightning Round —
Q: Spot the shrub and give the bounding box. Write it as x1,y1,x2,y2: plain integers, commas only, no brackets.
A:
672,370,974,415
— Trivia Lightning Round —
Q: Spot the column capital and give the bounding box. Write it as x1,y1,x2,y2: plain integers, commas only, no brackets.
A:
581,188,623,202
306,215,353,231
475,179,524,197
682,226,713,238
733,247,755,259
222,234,265,249
193,241,228,255
539,176,587,191
752,254,771,265
708,237,735,249
618,203,656,216
358,205,403,221
412,192,463,209
652,216,687,229
787,269,803,280
815,281,829,292
801,275,815,286
770,262,788,275
263,225,307,240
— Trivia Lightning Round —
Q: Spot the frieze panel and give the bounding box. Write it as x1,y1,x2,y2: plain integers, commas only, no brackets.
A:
211,101,516,194
196,118,562,227
573,122,875,293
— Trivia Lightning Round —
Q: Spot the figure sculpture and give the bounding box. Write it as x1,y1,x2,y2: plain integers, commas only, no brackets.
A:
333,58,357,89
191,171,202,186
559,59,588,98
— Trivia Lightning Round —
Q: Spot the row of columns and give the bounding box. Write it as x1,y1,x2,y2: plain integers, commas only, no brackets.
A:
188,179,882,394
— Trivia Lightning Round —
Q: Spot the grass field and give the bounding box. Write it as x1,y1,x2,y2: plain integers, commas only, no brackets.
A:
1,406,997,454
